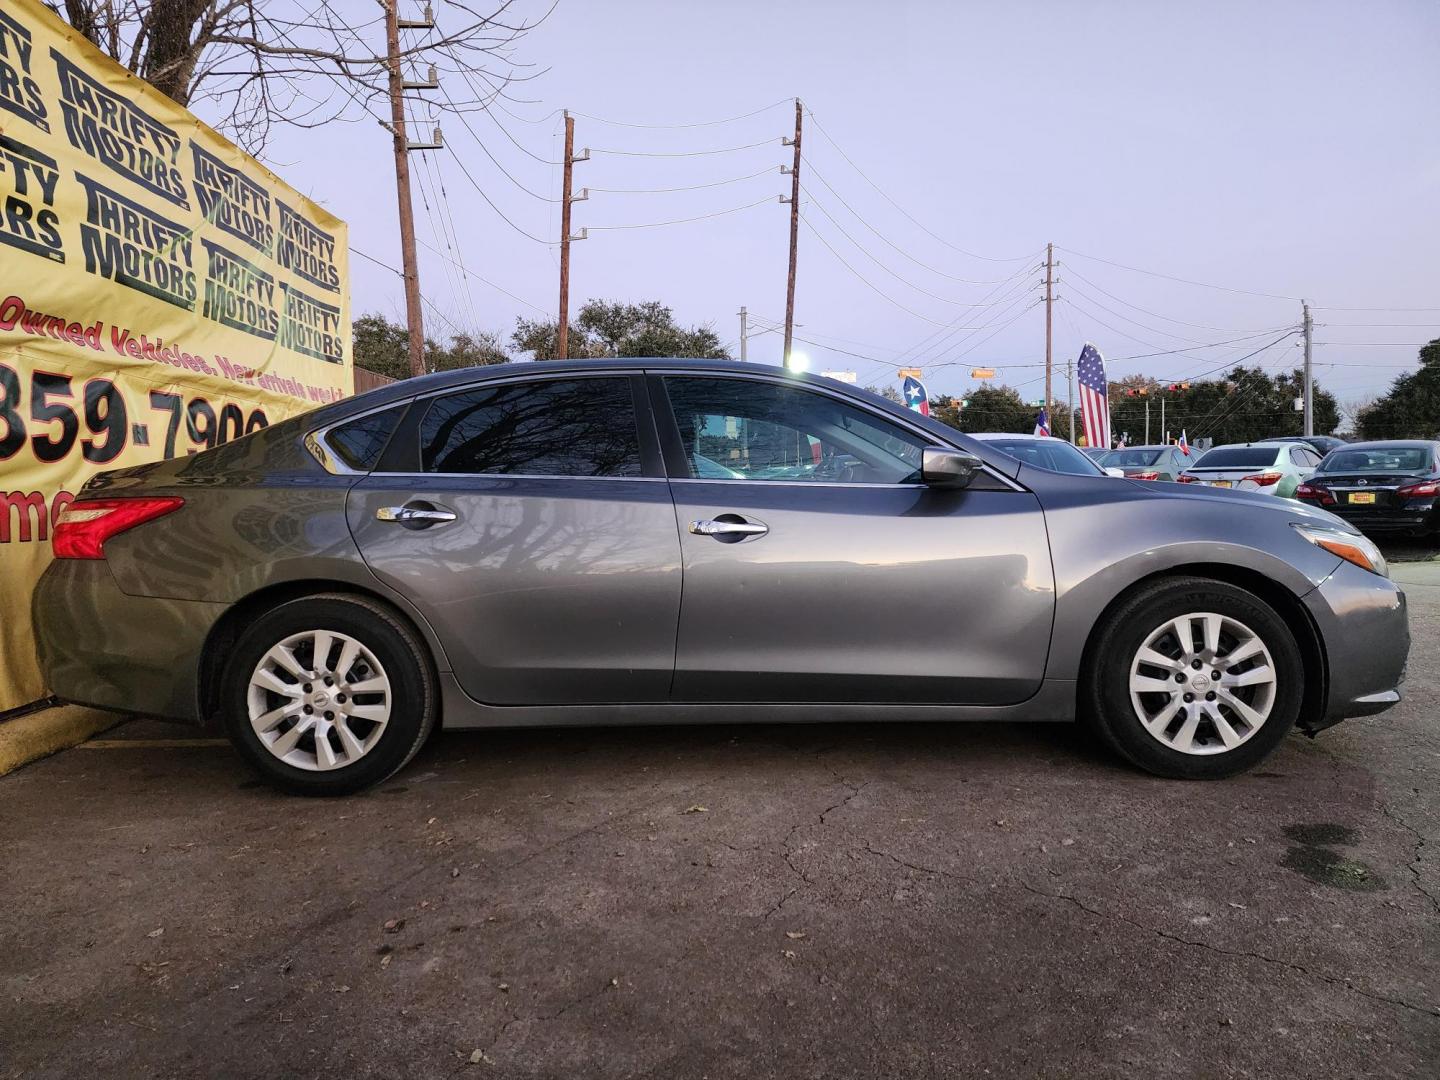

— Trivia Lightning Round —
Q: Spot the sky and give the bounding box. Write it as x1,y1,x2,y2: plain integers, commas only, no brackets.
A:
249,0,1440,422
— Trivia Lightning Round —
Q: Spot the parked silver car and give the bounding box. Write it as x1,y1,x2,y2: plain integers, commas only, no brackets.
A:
34,360,1407,794
1179,442,1324,498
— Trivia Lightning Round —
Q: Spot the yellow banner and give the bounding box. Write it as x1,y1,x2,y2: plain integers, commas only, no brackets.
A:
0,0,353,711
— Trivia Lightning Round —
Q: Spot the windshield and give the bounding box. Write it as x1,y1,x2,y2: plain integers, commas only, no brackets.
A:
1321,447,1432,473
983,439,1104,476
1104,448,1165,467
1190,446,1281,469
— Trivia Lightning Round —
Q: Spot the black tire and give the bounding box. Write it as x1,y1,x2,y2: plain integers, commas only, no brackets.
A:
220,592,437,796
1082,576,1303,780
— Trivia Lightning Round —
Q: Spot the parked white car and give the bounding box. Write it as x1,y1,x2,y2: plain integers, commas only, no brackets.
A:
1178,442,1323,498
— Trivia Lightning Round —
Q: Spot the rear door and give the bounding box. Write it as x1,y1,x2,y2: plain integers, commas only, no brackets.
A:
346,373,681,705
652,372,1055,705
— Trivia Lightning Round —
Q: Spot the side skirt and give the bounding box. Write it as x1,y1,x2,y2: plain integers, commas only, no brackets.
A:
435,674,1077,729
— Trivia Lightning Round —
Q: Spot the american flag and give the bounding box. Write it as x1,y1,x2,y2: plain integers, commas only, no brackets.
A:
1076,344,1111,450
901,375,930,416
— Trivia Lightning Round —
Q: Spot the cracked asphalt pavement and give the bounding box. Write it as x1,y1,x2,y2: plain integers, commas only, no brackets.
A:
2,577,1436,1078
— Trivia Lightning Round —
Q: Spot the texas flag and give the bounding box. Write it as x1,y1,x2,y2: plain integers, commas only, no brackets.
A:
1034,407,1051,437
1178,429,1191,456
901,375,930,416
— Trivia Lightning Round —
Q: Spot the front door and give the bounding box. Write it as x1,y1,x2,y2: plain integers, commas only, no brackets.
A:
347,374,681,705
654,374,1054,705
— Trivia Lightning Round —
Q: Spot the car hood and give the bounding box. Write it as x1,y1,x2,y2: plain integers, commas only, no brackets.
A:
1130,478,1359,533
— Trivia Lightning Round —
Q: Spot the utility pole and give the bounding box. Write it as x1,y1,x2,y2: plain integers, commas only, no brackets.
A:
1044,243,1054,416
781,99,802,368
556,111,576,361
554,114,591,360
1160,394,1165,442
1145,397,1151,445
1302,299,1314,436
1067,356,1076,443
383,0,425,377
738,306,748,361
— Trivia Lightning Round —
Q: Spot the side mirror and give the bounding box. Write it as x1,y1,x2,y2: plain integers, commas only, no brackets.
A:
922,446,981,488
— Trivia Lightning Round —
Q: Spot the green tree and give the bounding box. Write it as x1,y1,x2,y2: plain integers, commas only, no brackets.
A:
1106,366,1338,447
353,313,508,381
1357,339,1440,440
957,384,1036,433
512,300,730,361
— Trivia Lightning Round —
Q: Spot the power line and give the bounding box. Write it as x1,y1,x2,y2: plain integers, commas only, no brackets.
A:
878,262,1043,379
1109,328,1310,362
803,106,1040,263
587,195,776,231
1056,246,1302,302
588,166,780,195
1061,265,1290,333
1061,276,1242,347
570,99,792,129
801,157,1022,285
589,137,780,158
350,244,465,336
801,184,1013,309
1313,306,1440,312
441,83,562,203
446,144,557,245
799,212,947,326
405,237,550,313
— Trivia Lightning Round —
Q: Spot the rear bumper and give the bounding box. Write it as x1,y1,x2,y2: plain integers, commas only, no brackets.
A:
1302,559,1409,730
32,559,224,724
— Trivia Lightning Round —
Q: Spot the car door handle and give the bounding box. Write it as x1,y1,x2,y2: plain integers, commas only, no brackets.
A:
689,517,768,540
377,503,457,528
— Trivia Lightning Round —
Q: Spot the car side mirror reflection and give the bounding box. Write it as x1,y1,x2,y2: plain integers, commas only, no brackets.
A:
921,447,981,488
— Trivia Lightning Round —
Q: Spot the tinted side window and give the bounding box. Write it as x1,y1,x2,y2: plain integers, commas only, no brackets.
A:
327,404,405,470
663,376,925,484
420,378,643,477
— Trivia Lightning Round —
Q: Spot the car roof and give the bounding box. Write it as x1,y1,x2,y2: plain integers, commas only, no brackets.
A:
1108,444,1173,451
1194,442,1288,455
969,432,1070,443
329,357,894,419
1328,440,1437,451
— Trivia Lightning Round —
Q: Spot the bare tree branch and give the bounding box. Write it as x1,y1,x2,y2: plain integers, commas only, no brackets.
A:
46,0,554,154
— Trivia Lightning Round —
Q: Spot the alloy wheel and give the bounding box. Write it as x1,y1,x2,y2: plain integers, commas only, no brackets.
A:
246,629,392,771
1127,611,1277,756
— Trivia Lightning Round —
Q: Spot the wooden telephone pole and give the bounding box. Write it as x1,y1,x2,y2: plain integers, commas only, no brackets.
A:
383,0,442,378
781,99,802,368
1044,242,1054,418
555,111,588,359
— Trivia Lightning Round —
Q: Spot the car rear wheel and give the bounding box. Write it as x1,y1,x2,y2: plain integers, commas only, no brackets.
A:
220,593,437,796
1084,577,1302,779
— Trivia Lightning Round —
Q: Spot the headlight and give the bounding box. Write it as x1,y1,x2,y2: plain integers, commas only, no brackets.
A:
1292,524,1387,578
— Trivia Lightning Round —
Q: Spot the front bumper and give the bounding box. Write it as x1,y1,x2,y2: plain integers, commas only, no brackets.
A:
1302,558,1409,730
32,559,225,723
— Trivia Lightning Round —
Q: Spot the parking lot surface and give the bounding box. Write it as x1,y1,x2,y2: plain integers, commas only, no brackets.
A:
2,571,1436,1079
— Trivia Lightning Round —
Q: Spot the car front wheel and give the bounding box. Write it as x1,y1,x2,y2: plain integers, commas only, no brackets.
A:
220,593,437,796
1084,577,1303,779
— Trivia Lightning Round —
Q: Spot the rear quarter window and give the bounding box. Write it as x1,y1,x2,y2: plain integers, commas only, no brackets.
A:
324,405,406,471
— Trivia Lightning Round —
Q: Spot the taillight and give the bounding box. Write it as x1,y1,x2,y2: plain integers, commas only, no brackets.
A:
1242,471,1283,487
1128,470,1160,481
1177,473,1199,483
53,497,184,559
1397,480,1440,498
1294,482,1335,505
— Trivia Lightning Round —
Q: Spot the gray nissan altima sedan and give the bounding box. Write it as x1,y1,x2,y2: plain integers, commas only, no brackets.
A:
33,359,1408,795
